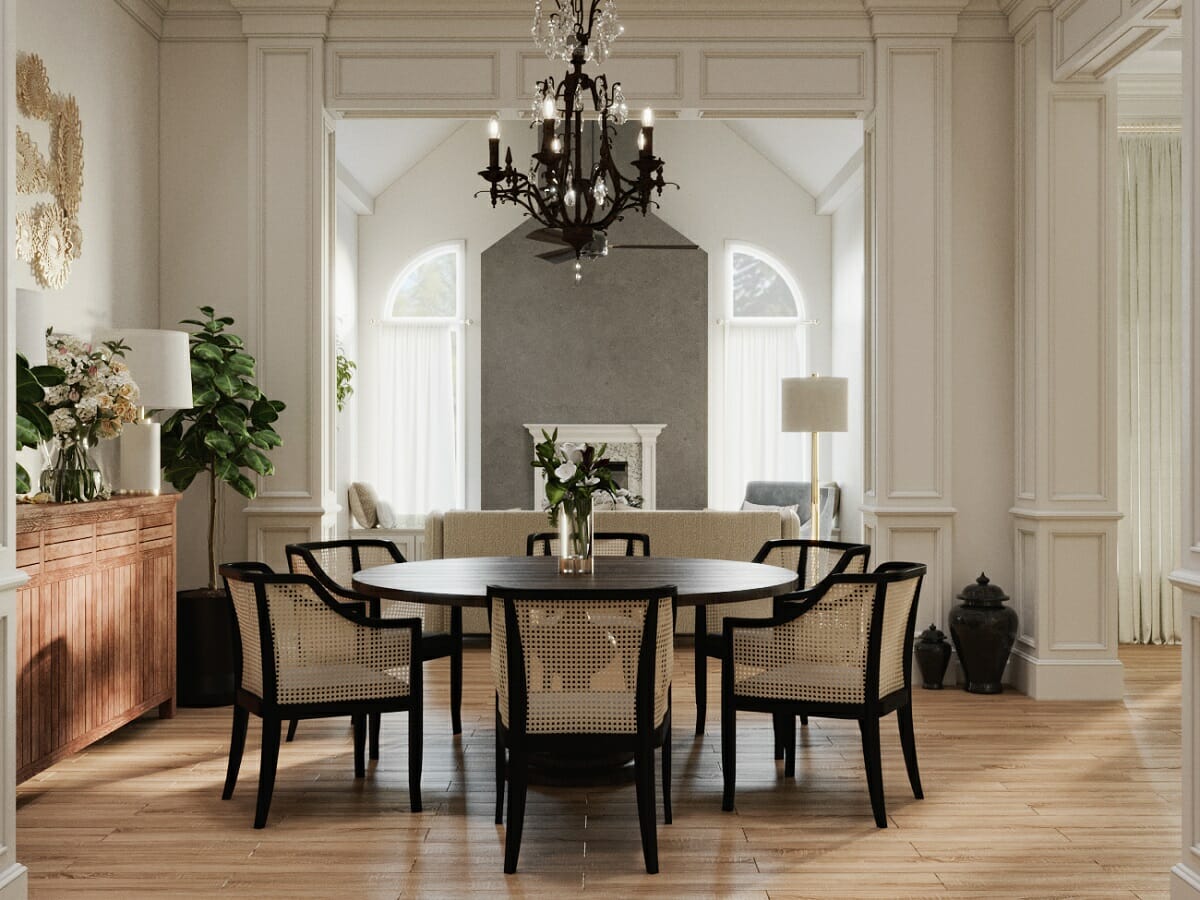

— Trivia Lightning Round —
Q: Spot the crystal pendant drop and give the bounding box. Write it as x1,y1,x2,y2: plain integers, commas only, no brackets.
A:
564,187,576,208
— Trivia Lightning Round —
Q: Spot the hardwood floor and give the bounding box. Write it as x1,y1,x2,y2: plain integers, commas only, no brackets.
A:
16,643,1181,898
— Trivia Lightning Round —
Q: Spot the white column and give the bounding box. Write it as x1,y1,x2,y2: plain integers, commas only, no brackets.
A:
238,5,338,569
1171,1,1200,895
0,0,28,893
860,2,960,632
1008,9,1122,700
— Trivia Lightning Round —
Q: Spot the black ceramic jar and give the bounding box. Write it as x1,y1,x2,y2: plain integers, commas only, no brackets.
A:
948,573,1018,694
914,623,952,689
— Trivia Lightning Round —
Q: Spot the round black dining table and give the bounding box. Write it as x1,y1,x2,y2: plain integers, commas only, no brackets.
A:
351,555,800,606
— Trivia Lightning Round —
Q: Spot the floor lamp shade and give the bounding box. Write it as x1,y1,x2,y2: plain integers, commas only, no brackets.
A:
780,375,848,539
16,289,47,366
92,329,194,494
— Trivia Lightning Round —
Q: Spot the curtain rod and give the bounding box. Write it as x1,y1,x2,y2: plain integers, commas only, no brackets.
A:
1118,123,1181,133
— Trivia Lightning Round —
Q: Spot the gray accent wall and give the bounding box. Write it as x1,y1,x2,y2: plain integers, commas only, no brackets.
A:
481,214,708,509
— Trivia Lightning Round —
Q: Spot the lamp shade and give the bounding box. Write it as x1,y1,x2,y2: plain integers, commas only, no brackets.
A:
781,375,848,433
92,328,194,410
15,289,47,366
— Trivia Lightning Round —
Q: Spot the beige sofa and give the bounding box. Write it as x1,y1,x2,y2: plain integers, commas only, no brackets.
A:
424,508,801,634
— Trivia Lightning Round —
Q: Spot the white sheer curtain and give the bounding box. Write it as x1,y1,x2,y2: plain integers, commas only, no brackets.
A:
1117,133,1183,644
371,323,460,514
721,323,807,509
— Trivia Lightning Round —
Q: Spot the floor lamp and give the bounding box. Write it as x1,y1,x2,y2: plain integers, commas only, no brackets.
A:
781,375,848,540
94,329,194,494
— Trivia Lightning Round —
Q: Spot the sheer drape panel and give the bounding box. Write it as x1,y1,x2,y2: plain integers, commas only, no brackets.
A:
370,323,460,514
1117,134,1183,644
721,323,807,509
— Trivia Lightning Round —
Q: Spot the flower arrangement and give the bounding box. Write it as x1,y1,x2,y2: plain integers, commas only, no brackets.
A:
38,332,140,501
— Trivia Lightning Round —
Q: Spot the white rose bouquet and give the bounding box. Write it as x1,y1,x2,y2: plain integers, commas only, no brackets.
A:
38,332,141,501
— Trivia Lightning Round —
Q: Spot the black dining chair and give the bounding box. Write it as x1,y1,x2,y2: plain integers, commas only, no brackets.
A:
525,531,651,557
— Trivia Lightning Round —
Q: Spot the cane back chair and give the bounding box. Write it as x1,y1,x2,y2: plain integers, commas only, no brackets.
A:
525,531,651,558
286,539,462,751
694,539,870,737
719,562,926,827
219,563,423,828
491,584,676,874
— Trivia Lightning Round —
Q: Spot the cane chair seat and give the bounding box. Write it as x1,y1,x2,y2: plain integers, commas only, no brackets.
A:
491,586,675,874
719,562,927,827
694,538,870,737
219,563,423,829
286,539,464,743
525,531,651,558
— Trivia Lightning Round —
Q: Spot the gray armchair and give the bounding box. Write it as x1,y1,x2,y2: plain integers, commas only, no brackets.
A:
743,481,840,537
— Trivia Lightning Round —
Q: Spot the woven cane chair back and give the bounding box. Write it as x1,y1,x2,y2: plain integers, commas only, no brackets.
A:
223,568,415,706
705,540,869,634
491,590,674,735
526,531,650,558
729,565,923,706
288,540,426,622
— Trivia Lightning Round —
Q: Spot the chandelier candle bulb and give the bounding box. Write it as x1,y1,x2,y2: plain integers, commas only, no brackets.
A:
488,117,500,168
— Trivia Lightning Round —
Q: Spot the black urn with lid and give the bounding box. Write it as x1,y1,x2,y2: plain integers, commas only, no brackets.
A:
914,623,952,689
948,573,1018,694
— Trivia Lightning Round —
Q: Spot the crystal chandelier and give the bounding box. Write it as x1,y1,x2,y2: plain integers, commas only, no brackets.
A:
479,0,674,280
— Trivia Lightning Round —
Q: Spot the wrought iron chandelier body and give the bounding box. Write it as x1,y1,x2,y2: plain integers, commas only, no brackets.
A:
479,0,673,269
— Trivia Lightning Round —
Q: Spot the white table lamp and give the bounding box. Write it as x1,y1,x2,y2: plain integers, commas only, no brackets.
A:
781,375,848,539
93,328,194,494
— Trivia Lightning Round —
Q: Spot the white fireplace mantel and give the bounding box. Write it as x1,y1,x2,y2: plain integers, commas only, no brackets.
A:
524,423,666,510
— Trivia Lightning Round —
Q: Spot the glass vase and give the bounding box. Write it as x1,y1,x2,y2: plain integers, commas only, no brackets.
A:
557,497,594,574
40,438,109,503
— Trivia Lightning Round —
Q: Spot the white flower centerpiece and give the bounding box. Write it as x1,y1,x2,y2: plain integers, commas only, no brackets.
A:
39,332,140,502
532,428,641,573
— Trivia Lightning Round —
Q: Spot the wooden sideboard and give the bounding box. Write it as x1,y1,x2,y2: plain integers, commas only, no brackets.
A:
15,494,180,783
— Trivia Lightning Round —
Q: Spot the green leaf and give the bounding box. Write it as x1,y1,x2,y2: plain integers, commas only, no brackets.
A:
203,431,236,456
16,417,41,449
215,404,248,433
212,372,239,396
239,447,272,476
19,405,53,441
16,464,30,495
226,353,256,376
193,343,224,362
229,473,256,499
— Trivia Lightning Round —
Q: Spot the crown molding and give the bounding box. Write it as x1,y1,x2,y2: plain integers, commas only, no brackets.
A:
862,0,970,37
114,0,166,38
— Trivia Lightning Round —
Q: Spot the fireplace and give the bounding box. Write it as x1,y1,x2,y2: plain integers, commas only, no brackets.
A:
524,423,666,510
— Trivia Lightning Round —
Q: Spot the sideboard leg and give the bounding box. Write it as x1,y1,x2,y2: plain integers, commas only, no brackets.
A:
158,697,177,719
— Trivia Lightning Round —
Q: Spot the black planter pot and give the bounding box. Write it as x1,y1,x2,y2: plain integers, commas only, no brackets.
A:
914,623,951,689
948,573,1018,695
176,588,235,707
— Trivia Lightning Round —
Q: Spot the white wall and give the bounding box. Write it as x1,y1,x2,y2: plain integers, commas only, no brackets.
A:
15,0,158,333
355,121,527,511
951,38,1016,597
334,197,359,535
650,122,834,509
831,186,865,542
159,39,249,590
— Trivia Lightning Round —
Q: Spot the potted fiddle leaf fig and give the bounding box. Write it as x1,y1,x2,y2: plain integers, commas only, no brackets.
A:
161,306,285,705
162,306,286,591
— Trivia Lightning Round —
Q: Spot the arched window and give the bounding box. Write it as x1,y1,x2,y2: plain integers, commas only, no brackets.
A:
369,242,466,513
720,242,809,509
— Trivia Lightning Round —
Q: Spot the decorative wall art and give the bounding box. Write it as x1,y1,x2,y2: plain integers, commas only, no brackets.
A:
14,52,83,290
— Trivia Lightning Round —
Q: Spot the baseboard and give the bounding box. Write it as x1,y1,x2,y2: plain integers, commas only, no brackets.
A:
0,862,27,900
1172,862,1200,898
1009,649,1125,700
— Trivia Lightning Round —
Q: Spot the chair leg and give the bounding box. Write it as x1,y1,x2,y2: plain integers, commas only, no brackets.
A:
800,714,809,727
859,716,887,828
721,698,736,812
898,704,924,799
352,714,367,779
494,706,505,825
253,716,282,829
662,711,673,826
285,719,298,743
694,641,707,736
369,712,381,761
409,702,423,813
450,608,464,736
773,713,787,761
503,751,528,874
783,714,797,779
222,704,249,800
634,746,659,874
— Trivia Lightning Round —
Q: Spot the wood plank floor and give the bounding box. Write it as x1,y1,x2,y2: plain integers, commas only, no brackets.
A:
16,643,1181,898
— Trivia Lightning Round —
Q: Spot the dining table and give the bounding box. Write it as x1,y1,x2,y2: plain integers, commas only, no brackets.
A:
352,555,800,785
